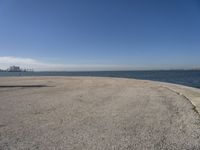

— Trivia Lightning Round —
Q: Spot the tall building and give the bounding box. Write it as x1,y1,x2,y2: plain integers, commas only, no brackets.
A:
8,66,21,72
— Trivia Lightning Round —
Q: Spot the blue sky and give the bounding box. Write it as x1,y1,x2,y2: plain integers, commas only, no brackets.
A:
0,0,200,71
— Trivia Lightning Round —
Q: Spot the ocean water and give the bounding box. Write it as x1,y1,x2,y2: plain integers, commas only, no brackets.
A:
0,70,200,89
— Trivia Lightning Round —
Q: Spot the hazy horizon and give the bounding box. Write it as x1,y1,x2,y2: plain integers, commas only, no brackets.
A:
0,0,200,71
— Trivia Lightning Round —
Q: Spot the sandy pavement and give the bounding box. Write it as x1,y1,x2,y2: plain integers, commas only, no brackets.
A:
0,77,200,150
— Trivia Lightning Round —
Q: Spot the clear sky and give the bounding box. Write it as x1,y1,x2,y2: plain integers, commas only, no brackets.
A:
0,0,200,71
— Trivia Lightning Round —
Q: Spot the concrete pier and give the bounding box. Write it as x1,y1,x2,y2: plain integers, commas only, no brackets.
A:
0,77,200,149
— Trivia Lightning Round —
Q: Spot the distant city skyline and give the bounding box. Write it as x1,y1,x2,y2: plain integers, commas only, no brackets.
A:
0,0,200,71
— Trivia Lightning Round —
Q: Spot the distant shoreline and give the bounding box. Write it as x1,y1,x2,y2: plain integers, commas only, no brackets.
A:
1,70,200,89
1,69,200,73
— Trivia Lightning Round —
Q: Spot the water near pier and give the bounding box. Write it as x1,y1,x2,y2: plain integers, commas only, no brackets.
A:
0,70,200,89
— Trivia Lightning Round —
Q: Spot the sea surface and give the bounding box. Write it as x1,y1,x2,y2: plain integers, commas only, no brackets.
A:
0,70,200,89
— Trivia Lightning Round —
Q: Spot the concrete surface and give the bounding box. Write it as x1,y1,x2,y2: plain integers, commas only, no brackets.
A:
0,77,200,150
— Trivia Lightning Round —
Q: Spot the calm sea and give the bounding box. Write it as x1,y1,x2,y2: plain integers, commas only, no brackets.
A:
0,70,200,89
